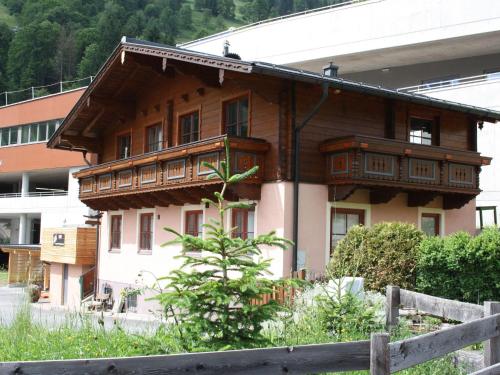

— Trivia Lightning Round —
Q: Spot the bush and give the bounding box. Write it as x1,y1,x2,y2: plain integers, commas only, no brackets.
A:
328,222,424,292
417,227,500,303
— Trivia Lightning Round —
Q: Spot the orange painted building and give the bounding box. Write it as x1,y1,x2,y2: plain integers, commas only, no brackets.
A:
0,89,94,307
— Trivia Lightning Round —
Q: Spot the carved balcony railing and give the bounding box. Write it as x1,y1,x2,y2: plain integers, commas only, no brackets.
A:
74,136,270,211
319,135,491,208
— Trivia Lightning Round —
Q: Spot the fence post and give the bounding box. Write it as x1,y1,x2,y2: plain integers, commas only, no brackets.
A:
370,332,390,375
386,285,400,330
484,301,500,367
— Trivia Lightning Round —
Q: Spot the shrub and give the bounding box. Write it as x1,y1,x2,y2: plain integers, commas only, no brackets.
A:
417,227,500,303
328,222,424,291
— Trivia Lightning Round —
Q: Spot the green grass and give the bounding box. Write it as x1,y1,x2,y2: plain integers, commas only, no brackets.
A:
0,303,465,374
0,267,7,286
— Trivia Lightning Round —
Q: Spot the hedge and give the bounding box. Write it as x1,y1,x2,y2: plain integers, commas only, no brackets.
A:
417,227,500,303
328,222,424,292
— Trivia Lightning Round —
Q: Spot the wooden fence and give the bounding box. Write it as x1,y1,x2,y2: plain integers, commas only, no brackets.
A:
0,286,498,375
384,286,500,375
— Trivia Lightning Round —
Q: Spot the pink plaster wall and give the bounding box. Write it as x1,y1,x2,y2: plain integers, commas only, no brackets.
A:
49,263,85,308
49,263,63,305
445,199,476,235
297,183,328,275
370,193,419,225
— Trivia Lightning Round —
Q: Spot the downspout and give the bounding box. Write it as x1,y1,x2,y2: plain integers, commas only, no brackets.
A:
292,82,329,272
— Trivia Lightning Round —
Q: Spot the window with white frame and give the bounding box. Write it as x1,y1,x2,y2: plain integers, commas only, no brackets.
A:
109,215,122,251
330,208,365,253
184,210,203,252
139,213,154,252
232,207,255,240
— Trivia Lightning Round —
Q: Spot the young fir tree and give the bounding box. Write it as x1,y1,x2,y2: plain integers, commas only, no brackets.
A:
155,138,296,350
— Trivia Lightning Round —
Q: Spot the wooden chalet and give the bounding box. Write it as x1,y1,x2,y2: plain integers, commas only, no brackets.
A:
47,37,499,313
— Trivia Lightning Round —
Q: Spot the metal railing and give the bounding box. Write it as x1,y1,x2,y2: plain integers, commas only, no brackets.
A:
398,73,500,94
0,191,68,198
0,76,93,107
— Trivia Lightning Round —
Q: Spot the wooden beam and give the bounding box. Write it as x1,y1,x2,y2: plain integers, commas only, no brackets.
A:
89,95,136,119
228,184,261,201
407,192,437,207
370,333,390,375
60,135,100,153
370,189,398,204
384,99,395,139
328,185,357,201
82,108,105,136
149,191,172,207
443,193,475,210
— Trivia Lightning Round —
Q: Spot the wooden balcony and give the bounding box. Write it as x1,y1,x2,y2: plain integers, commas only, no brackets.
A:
41,227,96,265
74,136,270,211
319,135,491,209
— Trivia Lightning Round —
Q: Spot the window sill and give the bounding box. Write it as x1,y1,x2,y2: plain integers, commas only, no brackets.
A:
138,250,152,255
108,249,121,254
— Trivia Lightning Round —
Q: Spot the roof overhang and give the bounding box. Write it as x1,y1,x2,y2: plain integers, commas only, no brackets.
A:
48,37,500,152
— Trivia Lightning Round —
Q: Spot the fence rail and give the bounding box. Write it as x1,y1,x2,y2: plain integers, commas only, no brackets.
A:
0,76,92,107
0,340,371,375
0,191,67,199
397,73,500,94
0,286,498,374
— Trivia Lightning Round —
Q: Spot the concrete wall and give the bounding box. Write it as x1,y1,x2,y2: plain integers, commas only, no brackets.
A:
181,0,500,73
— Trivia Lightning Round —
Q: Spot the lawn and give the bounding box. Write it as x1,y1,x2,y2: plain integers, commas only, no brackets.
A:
0,268,7,287
0,299,465,374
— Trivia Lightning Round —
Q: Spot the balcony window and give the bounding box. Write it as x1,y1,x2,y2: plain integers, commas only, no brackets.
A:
117,133,131,159
145,123,162,153
110,215,122,250
224,96,249,137
331,208,365,252
232,207,255,240
421,213,441,236
180,111,199,145
139,213,153,252
410,118,433,145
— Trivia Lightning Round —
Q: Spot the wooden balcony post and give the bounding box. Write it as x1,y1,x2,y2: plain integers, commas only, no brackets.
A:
370,332,390,375
386,285,400,330
484,301,500,367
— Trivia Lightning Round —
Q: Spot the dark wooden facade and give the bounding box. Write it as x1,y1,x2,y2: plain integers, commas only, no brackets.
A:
50,39,495,210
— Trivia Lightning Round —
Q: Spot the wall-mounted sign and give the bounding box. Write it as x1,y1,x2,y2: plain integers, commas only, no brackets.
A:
53,233,65,246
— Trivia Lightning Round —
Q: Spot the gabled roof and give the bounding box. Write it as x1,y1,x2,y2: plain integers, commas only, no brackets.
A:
49,37,500,149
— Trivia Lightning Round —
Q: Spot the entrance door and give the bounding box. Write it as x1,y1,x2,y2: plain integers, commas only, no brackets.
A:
31,220,41,244
62,264,68,305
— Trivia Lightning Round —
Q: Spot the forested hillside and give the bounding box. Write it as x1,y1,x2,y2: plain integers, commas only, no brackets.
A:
0,0,348,96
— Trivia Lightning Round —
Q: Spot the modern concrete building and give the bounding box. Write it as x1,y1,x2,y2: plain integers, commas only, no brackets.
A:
0,89,95,306
181,0,500,229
